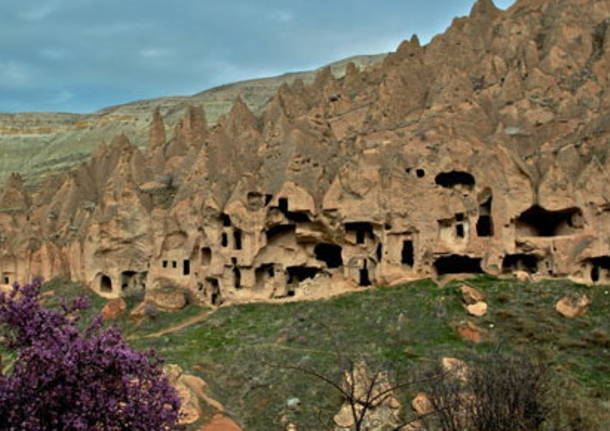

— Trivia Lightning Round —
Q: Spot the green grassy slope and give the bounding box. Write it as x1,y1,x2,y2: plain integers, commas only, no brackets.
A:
2,277,608,430
41,277,610,430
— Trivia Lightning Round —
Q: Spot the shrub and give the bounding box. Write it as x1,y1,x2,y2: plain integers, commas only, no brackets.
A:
422,353,551,431
0,280,183,430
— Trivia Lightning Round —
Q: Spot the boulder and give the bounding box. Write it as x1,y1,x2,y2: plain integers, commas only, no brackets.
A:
514,270,531,282
147,289,187,311
200,414,242,431
101,298,126,320
442,357,469,382
459,285,486,304
555,294,591,318
411,392,434,414
465,301,488,317
455,321,486,343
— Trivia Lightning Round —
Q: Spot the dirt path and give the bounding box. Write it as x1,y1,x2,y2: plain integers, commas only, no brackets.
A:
137,309,216,339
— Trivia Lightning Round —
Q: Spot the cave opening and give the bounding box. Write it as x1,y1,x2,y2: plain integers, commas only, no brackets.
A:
314,243,343,268
266,224,296,243
247,192,264,208
287,266,320,284
359,268,371,287
278,197,289,213
183,259,190,276
401,240,414,267
206,277,221,305
434,255,483,275
456,224,465,238
100,275,112,293
345,222,373,245
502,254,539,274
233,267,241,289
255,264,275,285
201,247,211,266
589,257,610,283
286,211,311,223
477,196,494,237
221,213,231,227
376,243,383,261
162,260,168,268
234,229,242,250
435,171,475,190
221,232,228,247
416,169,425,178
516,205,583,237
121,271,137,290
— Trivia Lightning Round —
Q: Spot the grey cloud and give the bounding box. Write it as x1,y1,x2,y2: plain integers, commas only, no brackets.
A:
0,0,517,113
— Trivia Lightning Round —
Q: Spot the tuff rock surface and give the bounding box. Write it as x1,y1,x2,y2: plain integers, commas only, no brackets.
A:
1,0,610,305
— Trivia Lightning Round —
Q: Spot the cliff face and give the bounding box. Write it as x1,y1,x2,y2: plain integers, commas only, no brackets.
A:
2,0,610,303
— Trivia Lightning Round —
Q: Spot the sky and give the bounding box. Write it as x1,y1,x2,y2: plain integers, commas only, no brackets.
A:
0,0,516,114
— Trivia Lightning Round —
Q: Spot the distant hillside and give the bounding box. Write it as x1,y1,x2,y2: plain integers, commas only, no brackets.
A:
0,53,386,185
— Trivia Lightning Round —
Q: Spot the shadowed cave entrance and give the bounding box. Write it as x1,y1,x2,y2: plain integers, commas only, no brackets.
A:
502,254,539,274
345,222,373,244
100,275,112,293
434,255,483,275
314,243,343,268
266,224,296,243
401,240,414,267
287,266,321,284
476,196,494,237
589,257,610,283
121,271,137,290
516,206,583,237
255,264,275,286
201,247,211,266
435,171,475,190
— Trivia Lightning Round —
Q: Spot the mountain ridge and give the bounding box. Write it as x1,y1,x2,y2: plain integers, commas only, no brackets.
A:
0,53,387,184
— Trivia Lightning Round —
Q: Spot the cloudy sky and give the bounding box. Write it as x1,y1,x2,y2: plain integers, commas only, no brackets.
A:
0,0,515,114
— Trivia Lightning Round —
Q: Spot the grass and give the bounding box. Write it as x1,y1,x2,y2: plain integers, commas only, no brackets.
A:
129,277,610,430
2,276,609,430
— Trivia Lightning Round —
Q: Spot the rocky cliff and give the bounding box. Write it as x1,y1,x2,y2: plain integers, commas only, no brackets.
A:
1,0,610,305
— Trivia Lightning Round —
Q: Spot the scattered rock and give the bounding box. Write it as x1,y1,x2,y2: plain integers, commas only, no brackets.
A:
555,293,591,318
459,285,485,304
456,321,486,343
465,301,488,317
411,392,433,414
101,298,126,320
514,270,531,282
286,397,301,409
200,414,242,431
442,357,469,382
163,364,201,425
128,301,147,322
147,289,187,311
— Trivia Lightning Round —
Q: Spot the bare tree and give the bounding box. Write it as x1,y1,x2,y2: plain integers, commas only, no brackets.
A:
421,353,552,431
265,323,437,431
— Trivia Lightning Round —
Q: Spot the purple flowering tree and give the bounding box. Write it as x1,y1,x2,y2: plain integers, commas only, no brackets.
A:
0,280,183,430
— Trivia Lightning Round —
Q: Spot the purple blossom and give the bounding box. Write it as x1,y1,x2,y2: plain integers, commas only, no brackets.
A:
0,280,184,430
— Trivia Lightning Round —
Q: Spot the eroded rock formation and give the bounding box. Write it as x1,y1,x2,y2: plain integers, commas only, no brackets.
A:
1,0,610,304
